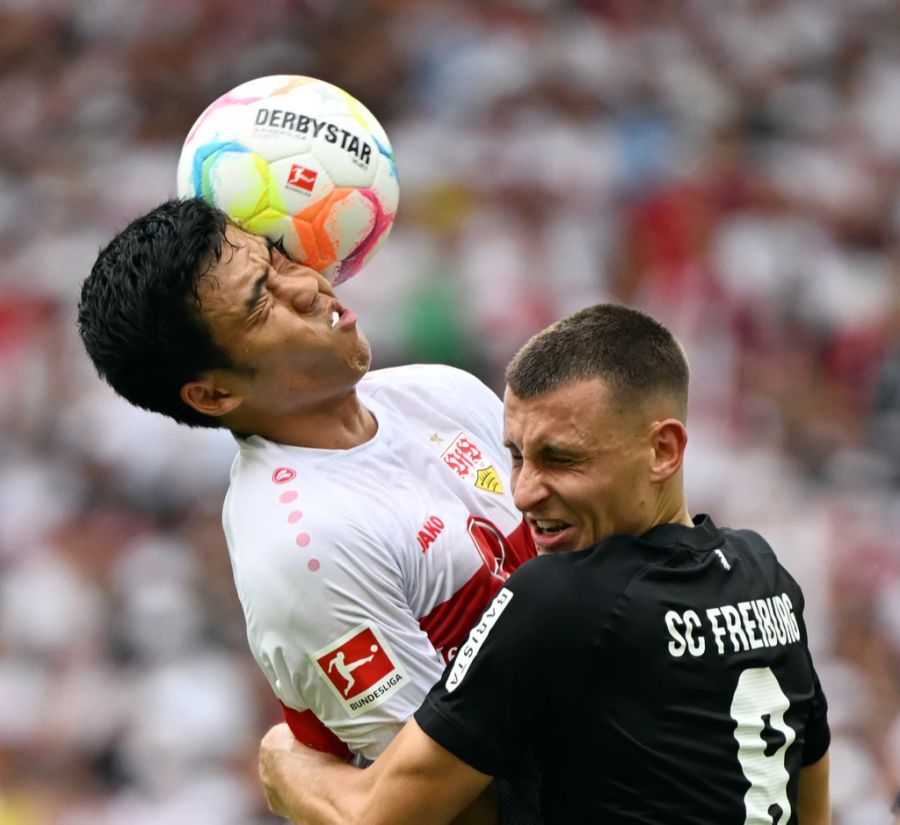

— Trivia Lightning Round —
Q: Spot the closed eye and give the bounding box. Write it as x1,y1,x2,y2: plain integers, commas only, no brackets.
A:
533,448,583,470
547,455,575,465
244,271,268,316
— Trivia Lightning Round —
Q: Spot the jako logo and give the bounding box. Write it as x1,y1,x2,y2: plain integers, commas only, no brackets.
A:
417,515,445,553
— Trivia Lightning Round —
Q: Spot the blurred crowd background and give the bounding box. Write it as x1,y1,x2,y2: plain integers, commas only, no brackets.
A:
1,0,899,822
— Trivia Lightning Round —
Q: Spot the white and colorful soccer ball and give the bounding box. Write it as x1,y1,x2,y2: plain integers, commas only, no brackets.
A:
176,75,399,285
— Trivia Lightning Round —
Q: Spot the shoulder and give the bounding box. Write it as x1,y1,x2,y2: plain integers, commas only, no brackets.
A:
721,525,807,600
224,442,404,573
511,533,652,581
501,535,650,619
360,366,504,445
362,365,500,404
224,462,413,649
223,440,328,536
721,526,779,561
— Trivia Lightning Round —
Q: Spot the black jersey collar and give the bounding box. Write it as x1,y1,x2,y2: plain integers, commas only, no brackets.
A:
640,514,723,552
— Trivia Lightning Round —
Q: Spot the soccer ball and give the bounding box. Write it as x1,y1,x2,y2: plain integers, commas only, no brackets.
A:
176,75,399,286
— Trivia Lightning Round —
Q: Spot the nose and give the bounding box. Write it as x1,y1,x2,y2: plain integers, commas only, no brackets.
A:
512,462,546,513
271,267,321,312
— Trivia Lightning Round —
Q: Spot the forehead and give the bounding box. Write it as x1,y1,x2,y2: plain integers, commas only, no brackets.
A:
503,379,626,449
198,225,266,297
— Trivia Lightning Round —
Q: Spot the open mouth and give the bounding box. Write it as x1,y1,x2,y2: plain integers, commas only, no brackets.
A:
530,518,570,536
527,519,576,553
328,302,355,329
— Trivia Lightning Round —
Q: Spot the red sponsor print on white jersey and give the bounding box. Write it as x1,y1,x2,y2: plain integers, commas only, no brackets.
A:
287,163,318,192
417,515,445,553
419,516,537,662
467,515,509,582
312,623,408,717
272,466,297,484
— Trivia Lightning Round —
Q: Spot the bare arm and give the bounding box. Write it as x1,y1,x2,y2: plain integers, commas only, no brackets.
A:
797,751,829,825
259,721,495,825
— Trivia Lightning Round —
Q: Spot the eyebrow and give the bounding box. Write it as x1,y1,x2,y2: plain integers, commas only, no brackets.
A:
539,444,578,458
503,441,578,459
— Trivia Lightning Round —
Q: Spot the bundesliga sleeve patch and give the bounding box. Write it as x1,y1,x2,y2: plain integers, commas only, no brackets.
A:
311,622,409,717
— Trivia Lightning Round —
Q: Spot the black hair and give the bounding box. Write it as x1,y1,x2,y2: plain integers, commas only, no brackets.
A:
505,303,689,418
77,198,237,428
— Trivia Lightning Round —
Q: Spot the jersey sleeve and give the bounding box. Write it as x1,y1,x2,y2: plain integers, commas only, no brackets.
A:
792,586,830,765
799,660,830,765
414,556,568,778
226,501,448,761
731,527,832,768
775,561,831,766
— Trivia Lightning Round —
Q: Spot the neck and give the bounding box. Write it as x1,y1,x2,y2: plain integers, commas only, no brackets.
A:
668,500,694,527
648,480,693,531
232,389,378,449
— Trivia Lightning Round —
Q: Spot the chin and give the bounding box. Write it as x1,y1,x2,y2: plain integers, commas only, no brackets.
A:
351,341,372,374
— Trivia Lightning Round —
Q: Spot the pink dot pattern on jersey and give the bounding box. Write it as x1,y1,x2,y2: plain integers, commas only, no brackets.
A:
274,481,316,568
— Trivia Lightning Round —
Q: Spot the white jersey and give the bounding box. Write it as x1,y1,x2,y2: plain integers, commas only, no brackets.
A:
224,364,534,760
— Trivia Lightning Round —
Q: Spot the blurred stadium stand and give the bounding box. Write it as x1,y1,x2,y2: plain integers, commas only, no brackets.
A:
0,1,898,822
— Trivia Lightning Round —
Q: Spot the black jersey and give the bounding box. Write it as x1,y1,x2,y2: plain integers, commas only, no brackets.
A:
415,515,829,825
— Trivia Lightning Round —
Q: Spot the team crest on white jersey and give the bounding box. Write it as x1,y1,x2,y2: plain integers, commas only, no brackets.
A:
440,432,505,494
312,622,409,717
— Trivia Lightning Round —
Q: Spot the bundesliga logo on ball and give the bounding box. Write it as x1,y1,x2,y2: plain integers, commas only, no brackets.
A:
177,75,399,285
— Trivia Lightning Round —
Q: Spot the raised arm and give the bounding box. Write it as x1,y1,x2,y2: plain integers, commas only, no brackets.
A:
259,721,494,825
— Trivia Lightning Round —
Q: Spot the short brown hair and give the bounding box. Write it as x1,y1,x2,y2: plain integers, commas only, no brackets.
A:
505,304,689,417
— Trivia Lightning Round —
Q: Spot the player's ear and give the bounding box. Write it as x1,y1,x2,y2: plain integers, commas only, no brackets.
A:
648,418,687,483
180,373,243,418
